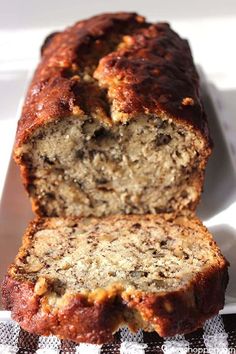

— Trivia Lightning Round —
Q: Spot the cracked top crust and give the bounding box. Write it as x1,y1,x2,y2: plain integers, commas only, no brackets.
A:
15,12,210,148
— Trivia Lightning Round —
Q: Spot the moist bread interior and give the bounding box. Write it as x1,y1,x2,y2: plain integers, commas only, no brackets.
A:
14,216,219,297
19,115,205,217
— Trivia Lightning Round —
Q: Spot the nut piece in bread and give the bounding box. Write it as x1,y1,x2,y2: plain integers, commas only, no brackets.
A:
2,214,228,344
14,12,211,217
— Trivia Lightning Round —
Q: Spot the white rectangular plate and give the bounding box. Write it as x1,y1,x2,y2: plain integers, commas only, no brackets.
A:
0,70,236,315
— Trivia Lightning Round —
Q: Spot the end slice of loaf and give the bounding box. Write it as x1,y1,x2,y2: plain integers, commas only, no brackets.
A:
2,214,228,344
14,13,211,217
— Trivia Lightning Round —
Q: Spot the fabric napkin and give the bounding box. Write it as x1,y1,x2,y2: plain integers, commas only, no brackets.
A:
0,314,236,353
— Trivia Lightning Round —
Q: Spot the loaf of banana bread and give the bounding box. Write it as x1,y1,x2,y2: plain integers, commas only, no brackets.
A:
14,12,211,217
2,214,228,344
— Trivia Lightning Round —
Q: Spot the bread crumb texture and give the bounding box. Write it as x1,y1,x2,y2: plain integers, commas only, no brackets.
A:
17,115,208,216
14,216,221,293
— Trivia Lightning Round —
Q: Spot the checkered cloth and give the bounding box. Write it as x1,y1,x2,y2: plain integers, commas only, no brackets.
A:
0,314,236,353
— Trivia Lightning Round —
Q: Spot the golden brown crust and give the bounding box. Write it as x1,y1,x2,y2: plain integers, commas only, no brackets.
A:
1,215,228,344
94,23,209,138
2,276,124,344
14,12,211,150
14,12,146,148
124,266,228,337
2,265,228,343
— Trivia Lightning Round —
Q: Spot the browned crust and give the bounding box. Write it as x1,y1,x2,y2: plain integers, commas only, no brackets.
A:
1,215,228,344
1,266,228,343
2,276,124,344
14,12,211,150
125,266,228,337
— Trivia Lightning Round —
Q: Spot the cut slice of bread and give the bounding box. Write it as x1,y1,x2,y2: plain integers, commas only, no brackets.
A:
2,214,228,344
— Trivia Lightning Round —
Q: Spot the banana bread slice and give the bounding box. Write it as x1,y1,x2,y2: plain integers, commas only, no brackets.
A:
2,214,228,344
14,12,211,217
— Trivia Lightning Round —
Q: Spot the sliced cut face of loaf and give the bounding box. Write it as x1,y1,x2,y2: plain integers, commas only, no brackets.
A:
14,13,211,217
2,214,228,344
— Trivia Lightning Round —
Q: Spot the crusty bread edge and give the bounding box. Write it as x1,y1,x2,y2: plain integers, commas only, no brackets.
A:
1,263,228,343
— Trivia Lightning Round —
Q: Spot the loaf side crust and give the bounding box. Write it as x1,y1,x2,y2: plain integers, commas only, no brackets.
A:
2,215,228,344
2,265,228,343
